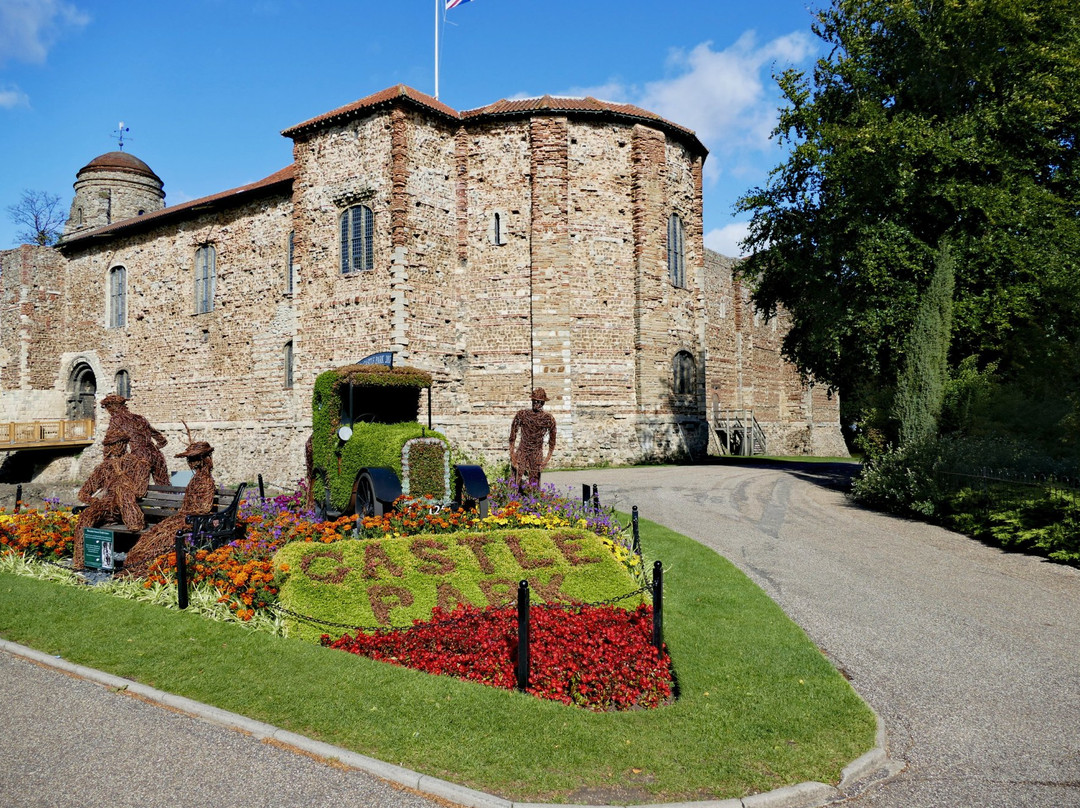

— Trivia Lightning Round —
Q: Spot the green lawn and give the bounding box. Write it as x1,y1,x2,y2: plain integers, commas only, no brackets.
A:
0,517,875,803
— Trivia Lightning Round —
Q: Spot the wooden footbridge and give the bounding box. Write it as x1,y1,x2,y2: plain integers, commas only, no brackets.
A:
0,418,95,451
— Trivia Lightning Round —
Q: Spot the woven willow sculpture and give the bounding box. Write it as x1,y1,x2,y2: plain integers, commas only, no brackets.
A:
508,387,557,488
101,394,170,486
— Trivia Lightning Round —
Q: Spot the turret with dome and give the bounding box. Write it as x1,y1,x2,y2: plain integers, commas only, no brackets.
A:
63,150,165,238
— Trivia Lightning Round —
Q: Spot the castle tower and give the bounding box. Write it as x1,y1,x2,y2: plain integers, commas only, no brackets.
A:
63,151,165,237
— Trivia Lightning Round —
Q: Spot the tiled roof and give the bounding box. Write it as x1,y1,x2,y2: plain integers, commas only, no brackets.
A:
281,84,705,155
462,95,706,154
60,165,294,249
282,85,460,137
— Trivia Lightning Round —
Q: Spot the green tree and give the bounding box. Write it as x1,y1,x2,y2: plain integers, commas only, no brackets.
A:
737,0,1080,444
892,240,954,445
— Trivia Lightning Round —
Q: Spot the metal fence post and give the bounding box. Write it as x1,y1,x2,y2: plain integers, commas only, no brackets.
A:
516,580,530,692
175,531,189,610
14,484,21,513
651,560,663,653
591,483,600,514
258,474,266,502
632,505,640,556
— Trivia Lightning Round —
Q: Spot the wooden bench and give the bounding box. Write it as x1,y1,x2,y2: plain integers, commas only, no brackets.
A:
79,483,248,567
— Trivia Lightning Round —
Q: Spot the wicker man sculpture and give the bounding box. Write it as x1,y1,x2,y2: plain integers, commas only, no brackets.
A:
73,427,149,570
121,437,217,579
101,394,170,486
509,387,557,488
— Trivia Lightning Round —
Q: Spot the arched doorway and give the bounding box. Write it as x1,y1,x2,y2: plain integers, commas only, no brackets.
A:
67,363,97,420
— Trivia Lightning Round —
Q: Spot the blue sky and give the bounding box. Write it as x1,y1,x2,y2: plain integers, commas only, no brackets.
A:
0,0,823,255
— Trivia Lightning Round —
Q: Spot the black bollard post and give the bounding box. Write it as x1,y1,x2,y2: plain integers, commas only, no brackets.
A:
632,506,640,556
175,531,189,610
516,580,530,692
651,560,663,653
258,474,266,502
14,484,22,514
591,483,600,514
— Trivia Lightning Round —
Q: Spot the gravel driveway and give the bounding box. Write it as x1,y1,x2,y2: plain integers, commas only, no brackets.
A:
547,463,1080,808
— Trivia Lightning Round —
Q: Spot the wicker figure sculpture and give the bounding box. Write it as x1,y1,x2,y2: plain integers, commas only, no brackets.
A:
73,427,150,570
101,394,170,486
121,437,217,579
508,387,557,488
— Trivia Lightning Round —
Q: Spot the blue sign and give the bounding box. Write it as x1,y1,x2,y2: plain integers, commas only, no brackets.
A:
357,352,394,367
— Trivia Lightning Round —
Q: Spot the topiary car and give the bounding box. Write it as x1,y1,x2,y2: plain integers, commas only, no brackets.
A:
309,362,489,519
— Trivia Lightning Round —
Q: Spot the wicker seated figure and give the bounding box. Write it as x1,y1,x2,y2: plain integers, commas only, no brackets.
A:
121,440,217,579
73,427,150,571
101,393,170,487
509,387,557,488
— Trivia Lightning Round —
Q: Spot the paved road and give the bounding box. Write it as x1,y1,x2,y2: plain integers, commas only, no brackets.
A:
547,464,1080,808
0,651,445,808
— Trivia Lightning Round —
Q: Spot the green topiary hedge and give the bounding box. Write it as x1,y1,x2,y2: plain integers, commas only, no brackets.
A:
311,365,446,511
274,528,647,643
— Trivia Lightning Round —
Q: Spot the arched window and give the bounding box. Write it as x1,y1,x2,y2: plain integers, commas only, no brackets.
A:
673,350,696,396
284,340,294,389
667,213,685,288
108,265,126,328
340,205,374,274
195,245,216,313
115,369,131,399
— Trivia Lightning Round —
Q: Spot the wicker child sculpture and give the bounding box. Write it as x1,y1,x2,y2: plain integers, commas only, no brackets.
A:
73,427,150,571
508,387,558,488
101,394,170,486
121,433,217,579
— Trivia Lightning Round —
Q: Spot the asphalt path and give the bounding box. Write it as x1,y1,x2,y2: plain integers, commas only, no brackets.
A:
547,463,1080,808
0,649,446,808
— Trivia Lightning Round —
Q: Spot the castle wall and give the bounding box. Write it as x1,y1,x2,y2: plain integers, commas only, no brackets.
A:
1,90,846,488
703,250,846,456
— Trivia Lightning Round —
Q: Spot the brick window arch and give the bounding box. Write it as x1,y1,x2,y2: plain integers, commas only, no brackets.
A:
673,350,696,396
115,369,131,398
340,205,374,274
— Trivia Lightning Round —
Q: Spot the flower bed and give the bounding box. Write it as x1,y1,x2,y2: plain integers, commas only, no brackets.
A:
323,601,671,711
0,505,74,561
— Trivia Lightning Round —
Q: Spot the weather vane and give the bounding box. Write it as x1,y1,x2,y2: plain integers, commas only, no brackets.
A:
112,121,131,151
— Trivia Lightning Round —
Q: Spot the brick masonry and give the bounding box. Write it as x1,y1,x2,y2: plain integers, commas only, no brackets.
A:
0,87,846,487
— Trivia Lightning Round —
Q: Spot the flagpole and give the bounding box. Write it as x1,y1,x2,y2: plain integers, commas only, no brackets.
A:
434,0,440,99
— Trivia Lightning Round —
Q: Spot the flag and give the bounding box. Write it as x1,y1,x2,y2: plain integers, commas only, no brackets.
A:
446,0,472,9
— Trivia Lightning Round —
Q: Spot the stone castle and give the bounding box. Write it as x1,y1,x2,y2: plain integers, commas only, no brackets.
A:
0,85,845,486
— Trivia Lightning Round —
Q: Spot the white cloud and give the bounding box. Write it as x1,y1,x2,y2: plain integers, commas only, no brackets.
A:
705,222,751,258
0,0,90,66
0,84,30,109
565,31,816,185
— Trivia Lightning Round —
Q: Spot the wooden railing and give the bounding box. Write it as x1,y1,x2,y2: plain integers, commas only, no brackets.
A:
0,418,95,450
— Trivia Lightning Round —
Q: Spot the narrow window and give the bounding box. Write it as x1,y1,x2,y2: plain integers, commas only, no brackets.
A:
667,213,685,288
284,340,294,389
340,205,374,274
673,350,696,396
195,245,216,313
286,230,295,294
115,369,131,399
108,265,126,328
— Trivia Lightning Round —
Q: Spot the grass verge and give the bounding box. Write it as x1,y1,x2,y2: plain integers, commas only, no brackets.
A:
0,517,875,803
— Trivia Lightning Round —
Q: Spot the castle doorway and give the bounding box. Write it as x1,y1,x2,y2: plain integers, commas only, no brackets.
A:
67,363,97,420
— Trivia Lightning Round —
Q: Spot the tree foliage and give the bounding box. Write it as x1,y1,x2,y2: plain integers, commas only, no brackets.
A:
737,0,1080,444
893,240,954,445
6,189,65,246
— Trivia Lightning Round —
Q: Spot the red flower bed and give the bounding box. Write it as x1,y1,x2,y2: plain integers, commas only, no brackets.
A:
322,602,672,711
